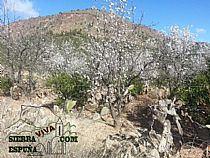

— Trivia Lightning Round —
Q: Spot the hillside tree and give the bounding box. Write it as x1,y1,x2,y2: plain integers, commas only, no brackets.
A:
0,0,51,94
153,26,203,96
85,0,154,128
43,41,87,75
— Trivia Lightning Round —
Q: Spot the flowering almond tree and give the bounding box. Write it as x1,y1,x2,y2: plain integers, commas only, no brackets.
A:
0,0,50,94
44,41,87,75
85,0,154,128
153,26,204,96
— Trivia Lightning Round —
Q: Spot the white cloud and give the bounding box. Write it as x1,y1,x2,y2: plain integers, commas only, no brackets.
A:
4,0,39,18
196,28,207,34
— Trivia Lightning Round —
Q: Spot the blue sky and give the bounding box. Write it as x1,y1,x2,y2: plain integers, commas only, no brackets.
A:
1,0,210,42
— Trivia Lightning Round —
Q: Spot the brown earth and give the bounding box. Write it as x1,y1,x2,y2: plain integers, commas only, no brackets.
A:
0,94,209,158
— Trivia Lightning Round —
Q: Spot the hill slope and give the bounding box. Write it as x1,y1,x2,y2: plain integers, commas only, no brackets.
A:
9,9,162,38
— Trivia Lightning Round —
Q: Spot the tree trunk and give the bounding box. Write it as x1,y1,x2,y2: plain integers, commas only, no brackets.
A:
109,104,122,129
28,69,33,94
17,65,22,84
108,86,122,129
9,64,15,83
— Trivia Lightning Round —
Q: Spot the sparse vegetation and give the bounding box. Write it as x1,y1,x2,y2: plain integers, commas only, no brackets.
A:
0,76,13,95
176,59,210,124
46,73,91,106
52,29,89,51
129,78,143,96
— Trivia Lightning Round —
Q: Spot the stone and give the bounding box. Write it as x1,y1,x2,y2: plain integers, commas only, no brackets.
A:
53,105,60,112
149,149,160,158
92,112,100,120
10,85,21,100
95,92,102,101
20,105,58,127
165,99,172,105
100,107,113,124
175,99,184,107
158,120,173,153
100,107,110,116
139,144,147,153
128,94,134,102
206,125,210,129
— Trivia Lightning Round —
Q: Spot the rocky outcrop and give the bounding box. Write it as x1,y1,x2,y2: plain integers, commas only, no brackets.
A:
100,98,185,158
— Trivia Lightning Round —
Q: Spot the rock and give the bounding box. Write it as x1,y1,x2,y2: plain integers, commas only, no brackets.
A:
95,92,102,101
165,99,172,105
20,105,59,127
10,85,21,100
149,149,160,158
92,112,100,120
100,107,110,116
3,119,36,136
206,125,210,129
139,144,147,153
158,120,173,153
175,99,184,107
53,105,60,112
53,105,63,114
128,94,134,102
100,107,113,124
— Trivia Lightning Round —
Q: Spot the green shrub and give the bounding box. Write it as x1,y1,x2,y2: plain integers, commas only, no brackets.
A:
176,74,210,124
175,57,210,124
46,73,91,107
129,78,143,96
0,76,13,95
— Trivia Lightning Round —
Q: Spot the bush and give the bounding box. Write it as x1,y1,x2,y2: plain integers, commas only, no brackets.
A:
176,74,210,124
129,78,143,96
46,73,91,107
0,76,13,95
175,58,210,124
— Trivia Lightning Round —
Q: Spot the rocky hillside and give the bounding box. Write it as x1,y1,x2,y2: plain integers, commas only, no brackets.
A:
7,8,210,54
9,9,162,38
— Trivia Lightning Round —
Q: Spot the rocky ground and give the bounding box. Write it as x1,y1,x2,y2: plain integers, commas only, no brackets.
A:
0,96,118,158
0,94,209,158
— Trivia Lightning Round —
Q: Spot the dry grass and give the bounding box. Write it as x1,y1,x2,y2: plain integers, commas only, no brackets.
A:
179,144,204,158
